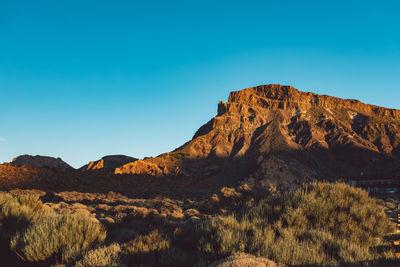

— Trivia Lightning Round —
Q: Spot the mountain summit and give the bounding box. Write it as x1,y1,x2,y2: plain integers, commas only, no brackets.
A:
115,84,400,188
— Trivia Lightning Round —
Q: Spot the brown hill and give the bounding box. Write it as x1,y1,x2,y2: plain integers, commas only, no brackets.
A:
115,84,400,189
80,155,137,171
11,155,73,169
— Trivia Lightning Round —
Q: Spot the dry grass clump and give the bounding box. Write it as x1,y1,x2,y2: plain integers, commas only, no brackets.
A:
0,192,107,265
121,229,170,266
96,203,112,212
106,209,200,266
74,243,125,267
209,253,285,267
203,186,256,215
0,193,55,242
119,225,197,267
199,182,397,266
46,201,98,222
55,191,130,203
10,214,106,263
184,208,200,217
219,187,241,199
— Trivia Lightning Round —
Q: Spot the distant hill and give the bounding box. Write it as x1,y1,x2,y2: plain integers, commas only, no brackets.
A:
80,155,137,171
11,155,73,169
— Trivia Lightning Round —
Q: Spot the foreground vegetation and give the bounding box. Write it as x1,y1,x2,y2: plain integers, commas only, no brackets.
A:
0,182,398,266
200,182,397,266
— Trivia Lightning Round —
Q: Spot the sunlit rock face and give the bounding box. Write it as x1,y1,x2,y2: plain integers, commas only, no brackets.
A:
115,84,400,188
80,155,137,171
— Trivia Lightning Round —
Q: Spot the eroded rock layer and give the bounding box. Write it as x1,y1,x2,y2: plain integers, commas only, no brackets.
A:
116,84,400,189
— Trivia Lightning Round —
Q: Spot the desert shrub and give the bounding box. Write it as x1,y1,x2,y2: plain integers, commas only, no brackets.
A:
114,213,199,267
199,182,396,266
74,243,125,267
10,214,106,264
208,253,281,267
385,201,396,210
0,193,55,241
121,229,171,266
375,198,386,206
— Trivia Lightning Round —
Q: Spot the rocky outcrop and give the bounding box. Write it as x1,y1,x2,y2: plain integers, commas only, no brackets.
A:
115,84,400,188
226,84,400,119
81,155,137,171
11,155,73,169
115,159,169,176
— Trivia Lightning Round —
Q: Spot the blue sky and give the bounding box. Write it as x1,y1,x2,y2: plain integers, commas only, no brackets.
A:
1,0,399,168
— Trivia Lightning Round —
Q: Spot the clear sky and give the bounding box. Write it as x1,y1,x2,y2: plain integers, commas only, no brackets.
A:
1,0,399,168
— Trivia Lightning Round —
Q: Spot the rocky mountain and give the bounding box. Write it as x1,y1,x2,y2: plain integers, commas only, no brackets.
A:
2,84,400,191
115,84,400,189
11,155,73,169
80,155,137,171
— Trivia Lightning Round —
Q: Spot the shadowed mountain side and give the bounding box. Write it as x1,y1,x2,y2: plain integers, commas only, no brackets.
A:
11,155,73,169
80,155,138,171
114,84,400,188
0,163,216,199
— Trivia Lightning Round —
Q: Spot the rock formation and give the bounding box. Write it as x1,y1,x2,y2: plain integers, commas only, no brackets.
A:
80,155,137,171
3,84,400,191
115,84,400,189
11,155,73,169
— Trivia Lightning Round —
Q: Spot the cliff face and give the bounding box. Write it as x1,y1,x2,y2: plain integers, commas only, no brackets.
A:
115,84,400,188
11,155,73,169
226,84,400,119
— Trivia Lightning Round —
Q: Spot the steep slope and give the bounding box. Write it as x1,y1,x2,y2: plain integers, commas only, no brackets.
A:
80,155,137,171
116,84,400,188
11,155,73,169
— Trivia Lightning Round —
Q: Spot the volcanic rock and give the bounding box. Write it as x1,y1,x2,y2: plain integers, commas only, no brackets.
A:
115,84,400,188
81,155,137,171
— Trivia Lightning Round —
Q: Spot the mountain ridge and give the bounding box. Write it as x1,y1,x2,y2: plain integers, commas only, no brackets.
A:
3,84,400,190
114,84,400,188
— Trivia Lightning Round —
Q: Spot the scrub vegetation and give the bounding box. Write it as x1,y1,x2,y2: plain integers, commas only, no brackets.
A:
0,182,398,266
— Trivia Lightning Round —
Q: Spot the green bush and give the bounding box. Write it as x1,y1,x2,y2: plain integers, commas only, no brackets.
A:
199,182,396,266
10,214,106,263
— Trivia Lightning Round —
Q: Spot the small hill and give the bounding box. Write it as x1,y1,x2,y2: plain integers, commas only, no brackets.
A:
80,155,137,171
11,155,73,169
